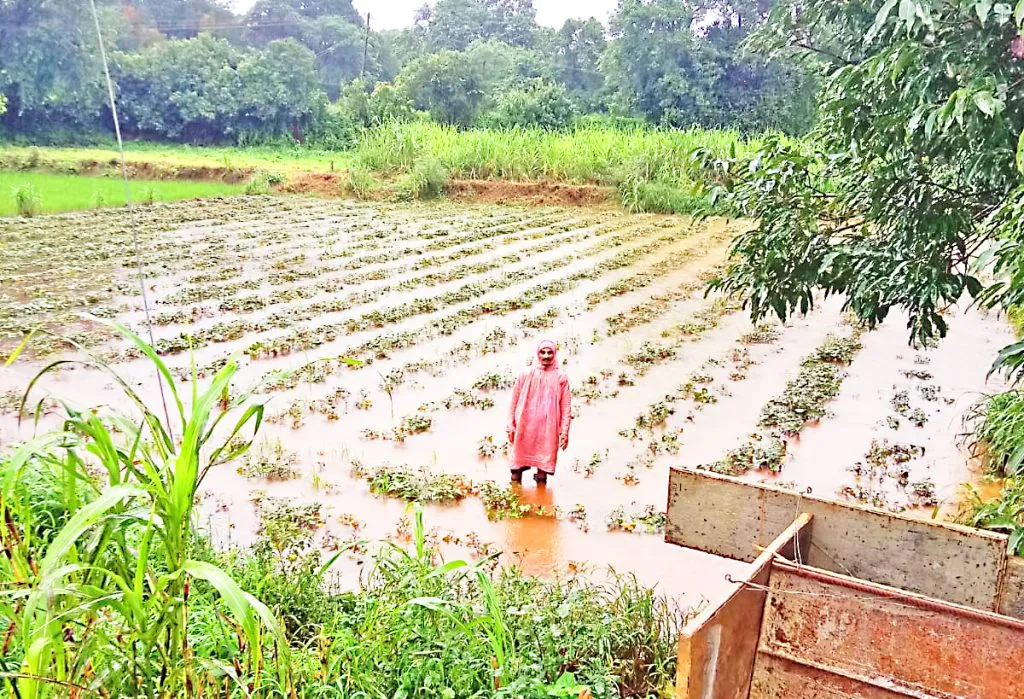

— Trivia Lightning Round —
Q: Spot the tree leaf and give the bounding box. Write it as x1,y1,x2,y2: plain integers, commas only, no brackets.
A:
898,0,918,30
1017,128,1024,174
976,0,994,24
973,90,1000,116
866,0,899,43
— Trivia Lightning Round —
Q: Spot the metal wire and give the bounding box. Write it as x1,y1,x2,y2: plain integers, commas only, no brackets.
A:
88,0,175,439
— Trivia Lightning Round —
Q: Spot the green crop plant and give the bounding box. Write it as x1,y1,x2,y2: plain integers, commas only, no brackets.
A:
0,321,288,697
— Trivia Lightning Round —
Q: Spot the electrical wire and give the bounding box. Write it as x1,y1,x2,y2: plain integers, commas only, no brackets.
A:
88,0,175,440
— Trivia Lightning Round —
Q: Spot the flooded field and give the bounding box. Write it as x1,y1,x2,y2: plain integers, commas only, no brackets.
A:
0,196,1012,611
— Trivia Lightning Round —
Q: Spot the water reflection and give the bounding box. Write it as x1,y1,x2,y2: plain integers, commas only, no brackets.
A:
500,482,562,575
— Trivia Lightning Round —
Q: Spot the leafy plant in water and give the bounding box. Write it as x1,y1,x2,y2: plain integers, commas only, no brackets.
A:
606,504,667,534
355,462,473,503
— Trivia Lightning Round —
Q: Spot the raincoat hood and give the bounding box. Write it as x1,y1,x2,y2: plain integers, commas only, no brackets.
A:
535,339,559,369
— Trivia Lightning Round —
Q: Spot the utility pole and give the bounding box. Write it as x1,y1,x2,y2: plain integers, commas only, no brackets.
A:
360,13,371,79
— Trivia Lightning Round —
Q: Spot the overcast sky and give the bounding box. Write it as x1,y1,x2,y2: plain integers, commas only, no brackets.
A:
227,0,621,30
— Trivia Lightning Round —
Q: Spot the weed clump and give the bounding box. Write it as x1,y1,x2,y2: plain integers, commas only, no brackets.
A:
342,165,379,199
13,183,41,217
244,170,284,195
400,157,450,200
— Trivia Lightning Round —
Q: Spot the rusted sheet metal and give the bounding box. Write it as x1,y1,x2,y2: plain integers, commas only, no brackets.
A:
753,654,913,699
666,468,1009,611
752,562,1024,699
675,514,813,699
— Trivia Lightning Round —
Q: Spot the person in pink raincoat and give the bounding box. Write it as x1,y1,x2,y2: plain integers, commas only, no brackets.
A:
507,339,572,483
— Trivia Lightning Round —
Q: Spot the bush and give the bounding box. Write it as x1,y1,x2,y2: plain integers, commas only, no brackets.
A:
479,79,577,131
397,50,484,127
244,174,272,195
305,102,358,150
12,183,41,217
339,80,416,128
618,173,704,215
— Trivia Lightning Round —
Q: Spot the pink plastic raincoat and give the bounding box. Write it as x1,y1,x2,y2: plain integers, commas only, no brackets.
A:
507,340,572,474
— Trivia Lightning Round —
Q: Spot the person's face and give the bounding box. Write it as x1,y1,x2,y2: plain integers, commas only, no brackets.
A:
538,347,555,367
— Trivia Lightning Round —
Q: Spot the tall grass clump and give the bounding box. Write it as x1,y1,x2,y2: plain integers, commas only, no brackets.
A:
341,163,379,199
398,156,450,200
0,322,289,697
13,183,42,217
354,121,761,213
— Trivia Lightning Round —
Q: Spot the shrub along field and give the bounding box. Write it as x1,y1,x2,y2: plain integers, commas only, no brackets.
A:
0,196,1012,696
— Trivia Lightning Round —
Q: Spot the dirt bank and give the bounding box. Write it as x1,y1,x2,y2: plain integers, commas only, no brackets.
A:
446,180,616,207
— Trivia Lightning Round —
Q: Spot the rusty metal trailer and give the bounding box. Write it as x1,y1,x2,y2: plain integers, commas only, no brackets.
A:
666,469,1024,699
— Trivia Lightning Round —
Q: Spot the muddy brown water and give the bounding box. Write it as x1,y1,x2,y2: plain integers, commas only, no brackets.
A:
0,199,1013,613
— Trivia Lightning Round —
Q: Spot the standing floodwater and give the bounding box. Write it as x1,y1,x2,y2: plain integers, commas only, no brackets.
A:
0,198,1010,610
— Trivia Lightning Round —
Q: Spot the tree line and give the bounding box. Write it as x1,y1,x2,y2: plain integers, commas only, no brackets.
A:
0,0,816,144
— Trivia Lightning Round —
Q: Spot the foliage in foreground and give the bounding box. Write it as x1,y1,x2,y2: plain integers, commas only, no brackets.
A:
699,0,1024,378
960,477,1024,555
0,326,683,697
0,323,284,697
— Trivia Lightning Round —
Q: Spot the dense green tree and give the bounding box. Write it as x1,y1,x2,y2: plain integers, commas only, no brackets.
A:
479,78,576,129
465,39,544,93
605,0,812,132
554,18,606,106
0,0,106,127
339,78,415,126
702,0,1024,377
415,0,537,50
378,28,426,75
605,0,706,124
397,49,483,126
245,0,378,99
114,35,323,141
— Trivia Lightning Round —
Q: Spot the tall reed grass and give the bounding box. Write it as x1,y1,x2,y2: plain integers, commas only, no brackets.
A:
355,121,757,186
351,121,763,214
